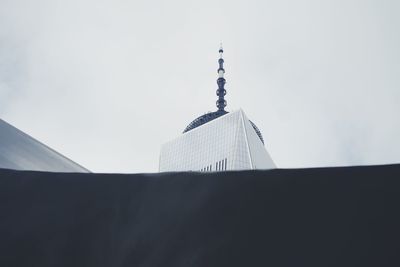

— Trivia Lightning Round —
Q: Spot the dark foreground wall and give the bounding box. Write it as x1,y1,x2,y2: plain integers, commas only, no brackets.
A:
1,165,400,267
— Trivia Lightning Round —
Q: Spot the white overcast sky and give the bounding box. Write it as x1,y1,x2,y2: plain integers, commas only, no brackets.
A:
1,0,399,173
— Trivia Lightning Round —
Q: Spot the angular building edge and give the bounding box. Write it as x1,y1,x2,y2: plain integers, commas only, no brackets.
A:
239,110,276,169
0,119,90,173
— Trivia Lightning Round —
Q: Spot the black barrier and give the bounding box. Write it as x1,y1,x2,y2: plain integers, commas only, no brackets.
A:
0,165,399,266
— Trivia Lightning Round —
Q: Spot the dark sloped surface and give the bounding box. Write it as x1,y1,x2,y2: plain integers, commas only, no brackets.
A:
0,119,89,172
0,164,400,267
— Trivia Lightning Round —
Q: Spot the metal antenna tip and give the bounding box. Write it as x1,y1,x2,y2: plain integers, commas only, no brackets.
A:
219,43,224,54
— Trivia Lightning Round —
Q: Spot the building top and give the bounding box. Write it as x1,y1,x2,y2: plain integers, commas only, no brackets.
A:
182,47,265,144
183,110,228,134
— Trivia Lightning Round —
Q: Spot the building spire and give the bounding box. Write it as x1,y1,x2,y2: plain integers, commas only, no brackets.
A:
216,44,227,111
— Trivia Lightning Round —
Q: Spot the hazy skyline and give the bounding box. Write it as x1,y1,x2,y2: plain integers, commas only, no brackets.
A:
1,0,399,173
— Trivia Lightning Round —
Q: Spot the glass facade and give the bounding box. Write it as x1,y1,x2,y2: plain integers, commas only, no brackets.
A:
159,109,275,172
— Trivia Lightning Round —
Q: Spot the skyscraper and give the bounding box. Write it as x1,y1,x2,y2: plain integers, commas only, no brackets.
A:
159,47,275,172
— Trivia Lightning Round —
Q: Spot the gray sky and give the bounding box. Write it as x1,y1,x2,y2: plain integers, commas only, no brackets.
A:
1,0,399,173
